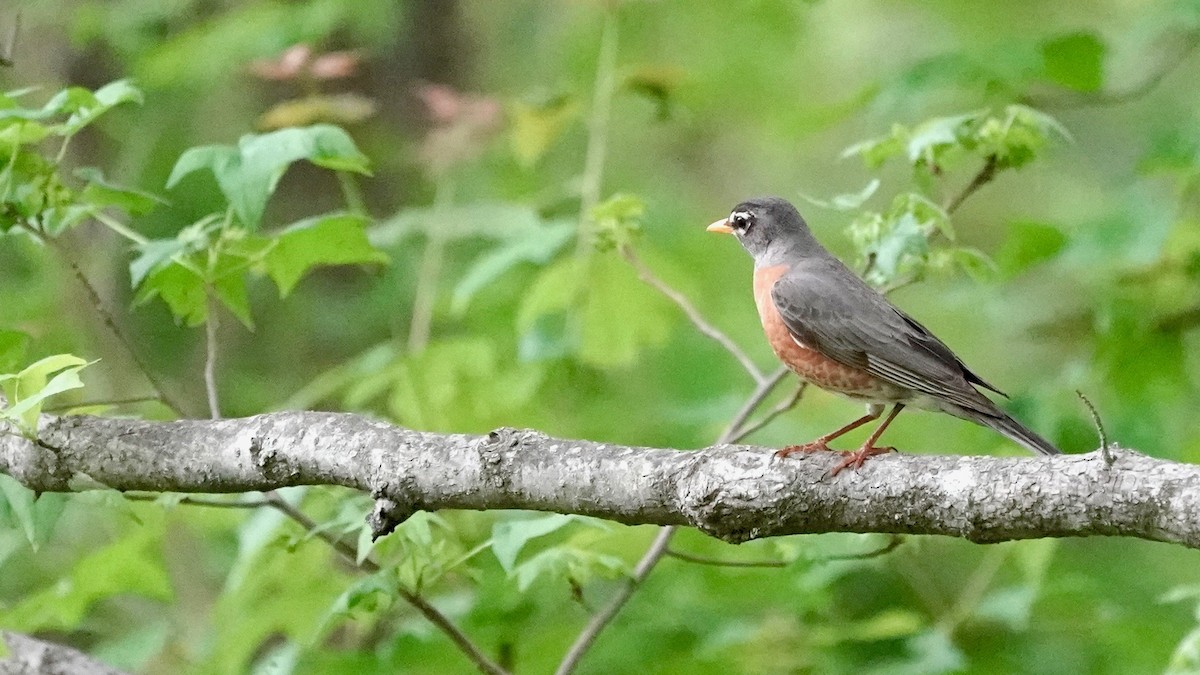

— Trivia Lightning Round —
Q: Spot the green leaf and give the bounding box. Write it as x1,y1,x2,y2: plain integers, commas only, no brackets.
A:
264,213,388,296
513,546,628,592
452,220,574,314
0,354,90,431
59,80,144,135
0,474,36,549
517,257,586,333
135,263,208,326
492,513,575,574
906,110,986,166
4,362,90,428
1041,32,1105,92
510,96,579,167
996,220,1067,277
841,125,906,168
167,125,371,229
579,254,673,367
799,179,880,212
0,525,172,632
129,238,191,288
75,167,164,216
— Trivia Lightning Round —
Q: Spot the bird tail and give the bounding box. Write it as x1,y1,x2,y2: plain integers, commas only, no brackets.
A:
980,410,1060,456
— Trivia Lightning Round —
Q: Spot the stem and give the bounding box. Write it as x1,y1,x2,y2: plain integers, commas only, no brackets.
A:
555,367,792,674
38,231,190,416
717,367,789,443
337,171,368,215
574,10,619,256
407,178,455,354
264,492,510,675
937,546,1008,634
621,245,764,383
942,155,998,216
665,548,787,568
204,292,221,420
555,525,675,675
729,383,807,442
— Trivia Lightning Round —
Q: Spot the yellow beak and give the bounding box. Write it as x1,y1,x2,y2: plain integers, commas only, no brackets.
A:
706,218,733,234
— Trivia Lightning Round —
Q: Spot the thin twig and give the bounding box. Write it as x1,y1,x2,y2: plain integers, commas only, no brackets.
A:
204,293,221,420
555,525,674,675
42,395,163,412
39,233,190,416
1028,32,1199,109
574,10,619,256
730,383,807,442
621,245,764,383
717,367,789,444
818,534,904,562
1076,390,1112,465
262,493,504,674
664,548,787,568
936,545,1008,634
125,494,274,509
556,369,791,674
943,154,999,216
407,177,455,354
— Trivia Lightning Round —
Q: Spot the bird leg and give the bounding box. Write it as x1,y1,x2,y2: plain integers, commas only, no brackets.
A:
829,404,904,475
775,407,882,458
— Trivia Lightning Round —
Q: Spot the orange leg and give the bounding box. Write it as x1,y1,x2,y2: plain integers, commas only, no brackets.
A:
828,404,904,475
775,407,883,458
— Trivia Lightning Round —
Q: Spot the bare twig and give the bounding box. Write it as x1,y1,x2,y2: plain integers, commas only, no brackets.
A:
42,395,163,412
943,154,999,216
819,534,904,562
574,10,619,256
718,367,790,443
407,178,455,354
1076,390,1112,465
730,383,807,441
555,525,674,675
621,245,764,383
665,547,787,568
556,367,792,674
1028,32,1199,109
125,493,274,509
39,233,190,416
262,492,509,674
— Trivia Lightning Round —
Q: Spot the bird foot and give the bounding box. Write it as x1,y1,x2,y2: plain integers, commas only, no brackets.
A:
829,445,894,476
774,440,831,458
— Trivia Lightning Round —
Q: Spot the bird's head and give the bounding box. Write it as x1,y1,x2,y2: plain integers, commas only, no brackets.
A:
707,196,821,266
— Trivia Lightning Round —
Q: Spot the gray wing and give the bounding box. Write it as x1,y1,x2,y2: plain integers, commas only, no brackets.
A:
771,265,1004,415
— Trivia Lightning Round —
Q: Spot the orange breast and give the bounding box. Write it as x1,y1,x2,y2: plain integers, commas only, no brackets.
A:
753,265,886,398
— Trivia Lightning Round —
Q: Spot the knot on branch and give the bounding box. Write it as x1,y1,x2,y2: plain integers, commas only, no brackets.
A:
676,448,797,544
248,432,297,482
368,483,417,540
477,427,549,490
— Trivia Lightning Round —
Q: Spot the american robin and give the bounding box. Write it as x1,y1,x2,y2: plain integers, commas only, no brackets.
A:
708,196,1060,474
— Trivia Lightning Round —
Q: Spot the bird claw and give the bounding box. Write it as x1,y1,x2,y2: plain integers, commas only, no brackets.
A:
829,445,894,476
774,440,830,458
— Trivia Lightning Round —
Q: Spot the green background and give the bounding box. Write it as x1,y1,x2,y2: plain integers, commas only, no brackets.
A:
2,1,1200,673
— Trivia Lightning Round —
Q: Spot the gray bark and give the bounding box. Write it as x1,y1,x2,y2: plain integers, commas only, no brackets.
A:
0,631,129,675
1,411,1197,548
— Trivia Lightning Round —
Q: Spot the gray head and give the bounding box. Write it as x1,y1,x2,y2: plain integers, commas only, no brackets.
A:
707,196,824,266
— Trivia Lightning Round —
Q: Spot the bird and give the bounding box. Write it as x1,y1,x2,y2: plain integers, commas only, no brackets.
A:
707,196,1060,474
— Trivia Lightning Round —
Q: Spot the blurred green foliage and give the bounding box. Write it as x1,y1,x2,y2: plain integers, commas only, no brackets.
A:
2,0,1200,673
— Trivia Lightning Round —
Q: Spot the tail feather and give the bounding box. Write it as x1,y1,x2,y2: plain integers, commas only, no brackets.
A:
981,410,1060,456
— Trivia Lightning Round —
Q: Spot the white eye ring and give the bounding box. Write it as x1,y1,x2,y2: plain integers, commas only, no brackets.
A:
730,211,752,230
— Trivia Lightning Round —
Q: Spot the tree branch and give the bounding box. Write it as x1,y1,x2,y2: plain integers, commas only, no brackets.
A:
2,412,1197,549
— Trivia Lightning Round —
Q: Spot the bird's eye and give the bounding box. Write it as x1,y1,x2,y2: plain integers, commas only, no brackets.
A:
731,212,752,231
